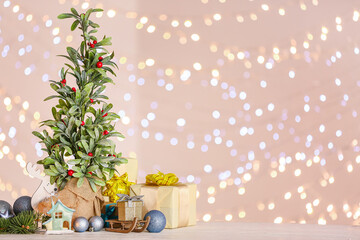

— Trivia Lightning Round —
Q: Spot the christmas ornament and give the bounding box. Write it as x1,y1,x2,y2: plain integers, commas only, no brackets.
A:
146,171,179,186
144,210,166,233
26,163,57,209
96,62,103,68
13,196,33,215
88,216,104,232
0,200,14,219
68,170,74,176
103,173,135,202
73,217,89,232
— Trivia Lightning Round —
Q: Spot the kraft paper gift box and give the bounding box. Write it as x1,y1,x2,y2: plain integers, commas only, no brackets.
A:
116,157,138,183
116,194,144,221
117,201,143,221
130,183,197,229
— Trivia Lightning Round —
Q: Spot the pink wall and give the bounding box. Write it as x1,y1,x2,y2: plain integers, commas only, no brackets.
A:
0,0,360,225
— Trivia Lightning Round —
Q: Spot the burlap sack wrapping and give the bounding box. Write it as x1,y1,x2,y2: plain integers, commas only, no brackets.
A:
36,178,104,222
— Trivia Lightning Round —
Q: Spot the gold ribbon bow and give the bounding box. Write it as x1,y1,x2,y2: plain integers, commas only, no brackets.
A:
146,171,179,186
103,173,135,202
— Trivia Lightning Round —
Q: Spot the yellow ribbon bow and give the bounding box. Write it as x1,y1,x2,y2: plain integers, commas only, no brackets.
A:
103,173,135,202
146,171,179,186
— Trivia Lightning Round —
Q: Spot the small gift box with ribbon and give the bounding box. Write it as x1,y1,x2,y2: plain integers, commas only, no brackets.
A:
130,171,197,229
116,194,144,221
101,203,118,228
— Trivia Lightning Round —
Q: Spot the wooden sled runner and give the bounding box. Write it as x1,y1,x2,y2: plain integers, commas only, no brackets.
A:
105,216,151,233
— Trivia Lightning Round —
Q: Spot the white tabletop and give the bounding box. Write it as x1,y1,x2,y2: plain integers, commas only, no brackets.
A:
1,222,360,240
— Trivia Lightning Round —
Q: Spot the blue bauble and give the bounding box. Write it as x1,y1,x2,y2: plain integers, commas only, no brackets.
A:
144,210,166,233
73,217,89,232
13,196,33,215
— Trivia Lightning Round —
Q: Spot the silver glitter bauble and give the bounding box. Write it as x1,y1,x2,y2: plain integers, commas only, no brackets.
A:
73,217,89,232
0,200,14,219
88,216,104,232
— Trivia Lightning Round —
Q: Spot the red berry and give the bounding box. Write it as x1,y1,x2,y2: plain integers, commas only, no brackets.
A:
90,99,94,103
81,121,85,126
101,110,104,113
87,42,90,46
98,56,103,61
88,152,93,157
108,154,112,157
96,62,103,68
90,44,95,48
93,40,97,44
102,113,108,117
68,170,74,176
88,172,93,175
61,79,66,84
72,87,76,92
113,154,116,157
103,130,109,135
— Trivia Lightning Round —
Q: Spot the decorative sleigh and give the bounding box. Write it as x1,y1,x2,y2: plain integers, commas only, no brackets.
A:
105,216,150,233
105,194,150,233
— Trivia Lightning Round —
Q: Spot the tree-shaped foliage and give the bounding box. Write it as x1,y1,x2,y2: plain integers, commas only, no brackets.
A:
32,8,127,192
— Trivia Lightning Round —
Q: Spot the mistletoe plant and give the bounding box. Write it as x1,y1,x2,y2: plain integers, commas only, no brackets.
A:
32,8,127,192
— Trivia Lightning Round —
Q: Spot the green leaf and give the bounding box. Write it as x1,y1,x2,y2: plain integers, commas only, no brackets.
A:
81,140,90,152
60,136,71,146
44,95,60,101
87,165,99,172
67,158,81,165
58,13,75,19
64,146,73,155
98,37,112,46
50,165,60,174
73,172,83,178
97,139,112,147
55,161,65,173
43,157,55,165
50,83,59,91
32,131,44,140
86,129,95,138
71,20,80,31
71,8,79,16
68,106,78,115
88,178,97,192
75,120,82,127
44,169,58,176
77,177,84,187
72,166,81,172
92,8,103,12
50,176,57,185
83,82,94,96
92,178,105,186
